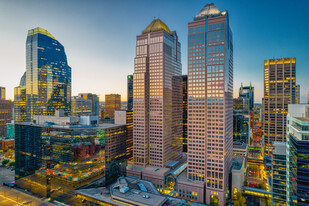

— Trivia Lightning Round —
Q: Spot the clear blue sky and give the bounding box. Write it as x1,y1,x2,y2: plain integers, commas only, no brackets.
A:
0,0,308,102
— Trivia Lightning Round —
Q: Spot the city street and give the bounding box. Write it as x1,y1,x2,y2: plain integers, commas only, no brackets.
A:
0,167,54,206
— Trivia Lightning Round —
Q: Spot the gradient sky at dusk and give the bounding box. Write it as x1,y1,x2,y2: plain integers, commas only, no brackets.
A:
0,0,308,102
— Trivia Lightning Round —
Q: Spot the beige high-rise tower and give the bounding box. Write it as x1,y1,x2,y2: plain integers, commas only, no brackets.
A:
187,3,233,205
263,58,296,156
132,19,182,169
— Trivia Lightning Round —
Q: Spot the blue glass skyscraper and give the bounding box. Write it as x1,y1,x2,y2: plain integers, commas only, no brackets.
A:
25,27,71,120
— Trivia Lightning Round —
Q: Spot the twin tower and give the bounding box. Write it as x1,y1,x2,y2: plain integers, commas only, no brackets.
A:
129,3,233,205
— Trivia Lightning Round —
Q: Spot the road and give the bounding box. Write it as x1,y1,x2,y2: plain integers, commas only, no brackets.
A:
0,186,54,206
0,167,55,206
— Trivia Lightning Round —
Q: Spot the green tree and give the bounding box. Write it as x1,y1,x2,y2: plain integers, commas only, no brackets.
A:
8,161,15,167
244,180,249,187
2,159,9,165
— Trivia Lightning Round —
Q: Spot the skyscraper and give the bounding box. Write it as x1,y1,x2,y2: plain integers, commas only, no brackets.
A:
127,75,133,111
182,75,188,153
14,86,27,122
77,93,99,116
187,3,233,205
263,58,296,156
0,95,12,137
105,94,121,119
287,104,309,205
71,96,92,116
295,84,300,104
239,82,254,111
25,27,71,121
132,19,182,169
0,86,6,100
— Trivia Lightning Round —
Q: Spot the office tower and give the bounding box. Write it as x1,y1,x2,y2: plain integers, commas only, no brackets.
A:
286,104,309,205
0,86,6,100
25,27,71,121
271,142,288,206
263,58,296,156
15,111,126,201
115,110,133,162
78,93,100,116
105,94,121,119
239,82,254,111
182,75,188,153
127,75,133,111
14,86,27,122
233,98,250,143
132,18,182,169
0,98,12,136
295,85,300,104
187,3,233,205
71,96,92,116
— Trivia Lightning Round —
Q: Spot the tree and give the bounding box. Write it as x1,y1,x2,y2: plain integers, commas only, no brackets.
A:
2,159,9,165
262,196,271,206
8,161,15,167
244,180,249,187
234,192,246,206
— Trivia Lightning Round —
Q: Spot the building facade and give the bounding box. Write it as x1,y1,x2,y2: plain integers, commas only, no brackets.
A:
78,93,99,116
295,85,300,104
25,27,71,121
0,86,6,100
15,113,126,202
105,94,121,119
71,96,92,116
263,58,296,156
132,19,182,169
239,83,254,111
14,86,27,122
0,99,12,137
127,75,133,111
115,110,133,162
187,3,233,205
271,142,288,206
287,104,309,206
182,75,188,153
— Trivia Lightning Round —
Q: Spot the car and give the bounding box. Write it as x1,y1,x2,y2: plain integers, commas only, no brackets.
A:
22,201,32,204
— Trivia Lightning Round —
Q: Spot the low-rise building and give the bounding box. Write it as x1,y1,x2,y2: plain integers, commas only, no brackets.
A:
231,157,245,195
15,111,126,203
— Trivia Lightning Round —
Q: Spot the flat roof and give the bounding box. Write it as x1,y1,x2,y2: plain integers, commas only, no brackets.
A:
112,187,167,206
142,166,170,177
15,122,125,130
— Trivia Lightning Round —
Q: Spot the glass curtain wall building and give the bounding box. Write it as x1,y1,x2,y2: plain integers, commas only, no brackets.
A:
287,104,309,206
25,27,71,121
187,3,233,205
127,75,133,111
15,116,126,203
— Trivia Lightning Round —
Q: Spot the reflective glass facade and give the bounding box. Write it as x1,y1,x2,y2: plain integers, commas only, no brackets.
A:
26,27,71,121
15,122,126,202
287,105,309,206
127,75,133,111
14,86,27,122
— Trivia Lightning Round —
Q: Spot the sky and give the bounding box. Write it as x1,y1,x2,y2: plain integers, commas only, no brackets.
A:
0,0,308,102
